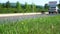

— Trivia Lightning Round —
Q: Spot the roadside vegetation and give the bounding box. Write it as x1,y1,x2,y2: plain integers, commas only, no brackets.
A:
0,1,49,13
0,15,60,34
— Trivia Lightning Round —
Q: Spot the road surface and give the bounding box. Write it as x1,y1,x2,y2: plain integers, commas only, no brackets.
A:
0,13,56,24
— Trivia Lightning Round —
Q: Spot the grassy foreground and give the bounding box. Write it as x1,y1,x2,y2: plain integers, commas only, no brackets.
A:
0,15,60,34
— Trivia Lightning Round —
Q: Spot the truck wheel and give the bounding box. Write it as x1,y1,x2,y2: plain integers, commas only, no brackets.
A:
52,12,53,14
49,12,51,14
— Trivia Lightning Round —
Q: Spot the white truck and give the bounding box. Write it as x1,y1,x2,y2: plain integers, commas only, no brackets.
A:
49,1,57,14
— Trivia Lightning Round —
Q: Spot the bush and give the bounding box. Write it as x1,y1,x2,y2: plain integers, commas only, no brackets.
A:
41,11,45,14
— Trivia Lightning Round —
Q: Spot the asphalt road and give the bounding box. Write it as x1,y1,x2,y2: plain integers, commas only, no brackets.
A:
0,14,57,24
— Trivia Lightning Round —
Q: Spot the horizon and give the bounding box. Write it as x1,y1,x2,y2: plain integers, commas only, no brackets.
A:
0,0,59,6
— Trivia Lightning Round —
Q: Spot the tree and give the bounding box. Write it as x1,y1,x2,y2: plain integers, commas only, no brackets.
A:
28,5,32,12
31,3,36,12
36,6,44,12
57,4,60,13
44,4,49,9
0,3,2,8
44,4,49,12
16,1,22,12
58,4,60,9
6,1,10,8
2,3,5,8
25,2,30,12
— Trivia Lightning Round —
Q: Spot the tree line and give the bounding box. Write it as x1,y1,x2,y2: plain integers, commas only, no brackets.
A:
0,1,50,13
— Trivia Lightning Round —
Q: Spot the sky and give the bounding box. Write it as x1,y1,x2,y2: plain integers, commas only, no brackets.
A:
0,0,59,6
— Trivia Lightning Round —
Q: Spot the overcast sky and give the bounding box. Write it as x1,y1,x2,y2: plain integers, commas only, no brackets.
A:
0,0,59,6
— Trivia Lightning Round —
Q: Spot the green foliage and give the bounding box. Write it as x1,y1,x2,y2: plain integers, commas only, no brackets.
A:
6,1,10,8
24,2,29,12
0,15,60,34
36,6,43,12
31,3,36,12
16,1,23,13
44,4,49,9
44,4,49,12
2,3,5,8
0,8,17,13
58,4,60,9
0,3,2,8
16,1,21,9
24,2,32,13
0,1,48,13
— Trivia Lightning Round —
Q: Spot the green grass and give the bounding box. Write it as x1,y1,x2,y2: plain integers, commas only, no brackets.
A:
0,15,60,34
